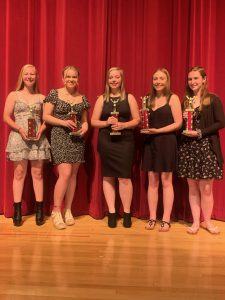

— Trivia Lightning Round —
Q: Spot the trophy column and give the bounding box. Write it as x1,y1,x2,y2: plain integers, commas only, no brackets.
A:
68,104,80,136
140,96,150,133
110,98,121,136
27,105,37,140
183,96,195,133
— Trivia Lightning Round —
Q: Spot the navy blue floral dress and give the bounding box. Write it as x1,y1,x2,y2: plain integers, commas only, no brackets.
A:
44,89,90,165
178,107,223,179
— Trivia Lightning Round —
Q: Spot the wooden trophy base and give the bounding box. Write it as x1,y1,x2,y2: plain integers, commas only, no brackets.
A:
110,131,121,136
27,137,38,141
140,128,150,134
69,131,81,136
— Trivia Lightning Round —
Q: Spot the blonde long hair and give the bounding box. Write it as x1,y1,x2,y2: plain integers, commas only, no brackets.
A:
103,67,126,101
184,66,210,109
148,68,172,108
15,64,40,93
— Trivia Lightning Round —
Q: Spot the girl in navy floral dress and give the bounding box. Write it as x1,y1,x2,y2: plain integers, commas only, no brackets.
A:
178,66,225,234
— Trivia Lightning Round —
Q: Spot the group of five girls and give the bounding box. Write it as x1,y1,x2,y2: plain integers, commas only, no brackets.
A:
3,64,225,234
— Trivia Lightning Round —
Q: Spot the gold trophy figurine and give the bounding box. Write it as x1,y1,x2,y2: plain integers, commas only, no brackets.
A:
183,96,195,133
68,104,80,136
110,98,121,136
140,96,150,133
27,105,37,140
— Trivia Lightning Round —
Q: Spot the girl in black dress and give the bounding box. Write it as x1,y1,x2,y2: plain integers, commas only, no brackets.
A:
142,68,182,231
178,66,225,234
91,67,140,228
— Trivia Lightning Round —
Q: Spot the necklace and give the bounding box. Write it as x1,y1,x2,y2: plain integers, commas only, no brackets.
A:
64,88,79,106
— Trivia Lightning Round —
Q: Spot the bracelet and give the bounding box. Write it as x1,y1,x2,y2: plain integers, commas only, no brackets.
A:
196,129,202,139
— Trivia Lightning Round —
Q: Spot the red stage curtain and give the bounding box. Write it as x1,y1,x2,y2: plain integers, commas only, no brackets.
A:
1,0,225,221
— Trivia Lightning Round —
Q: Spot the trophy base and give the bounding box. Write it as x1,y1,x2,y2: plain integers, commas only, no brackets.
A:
27,137,38,141
69,131,81,136
182,130,191,134
110,131,121,136
140,129,150,134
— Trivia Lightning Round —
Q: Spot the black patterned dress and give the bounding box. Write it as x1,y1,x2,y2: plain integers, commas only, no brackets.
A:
98,96,134,178
44,89,90,165
177,107,223,179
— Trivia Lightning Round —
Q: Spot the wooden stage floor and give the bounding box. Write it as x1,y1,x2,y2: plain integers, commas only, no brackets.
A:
0,215,225,300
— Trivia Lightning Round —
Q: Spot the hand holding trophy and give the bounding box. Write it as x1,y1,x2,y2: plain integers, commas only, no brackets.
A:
110,98,121,136
140,95,150,133
27,105,37,140
182,96,195,133
68,104,80,136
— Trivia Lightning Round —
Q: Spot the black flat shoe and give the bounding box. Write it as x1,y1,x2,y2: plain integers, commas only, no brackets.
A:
123,212,132,228
108,212,117,228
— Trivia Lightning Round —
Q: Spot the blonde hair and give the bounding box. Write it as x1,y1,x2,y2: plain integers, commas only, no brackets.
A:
184,66,210,110
103,67,126,101
148,68,172,108
62,65,80,78
15,64,39,93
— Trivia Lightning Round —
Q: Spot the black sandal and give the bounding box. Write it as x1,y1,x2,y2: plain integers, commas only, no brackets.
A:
145,219,156,230
159,220,171,232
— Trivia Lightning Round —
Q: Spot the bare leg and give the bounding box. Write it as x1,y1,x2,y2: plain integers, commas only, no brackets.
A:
118,178,133,213
64,163,80,210
199,179,219,233
30,160,44,202
103,177,116,213
161,172,174,223
145,172,159,230
147,172,159,220
187,178,201,233
13,160,28,202
53,163,73,212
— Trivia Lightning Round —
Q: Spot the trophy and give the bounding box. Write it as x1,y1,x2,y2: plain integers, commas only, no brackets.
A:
183,96,195,133
110,98,121,136
68,105,80,136
140,96,150,133
27,105,37,140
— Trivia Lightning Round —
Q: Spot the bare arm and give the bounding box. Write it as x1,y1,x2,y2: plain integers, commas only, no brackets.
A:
3,92,20,131
79,109,89,136
146,94,182,134
91,96,110,128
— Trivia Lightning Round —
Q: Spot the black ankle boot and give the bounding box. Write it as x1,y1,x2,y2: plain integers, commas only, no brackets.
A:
123,212,132,228
13,202,22,226
36,201,45,226
108,212,117,228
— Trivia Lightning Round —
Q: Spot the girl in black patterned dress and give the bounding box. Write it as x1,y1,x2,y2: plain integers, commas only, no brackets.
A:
178,66,225,234
43,66,90,229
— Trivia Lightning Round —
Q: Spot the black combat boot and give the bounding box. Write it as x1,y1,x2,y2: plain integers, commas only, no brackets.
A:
13,202,22,226
35,201,45,226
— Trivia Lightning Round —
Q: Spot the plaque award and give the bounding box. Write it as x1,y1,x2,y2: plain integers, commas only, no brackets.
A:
68,105,80,136
140,96,150,133
183,96,195,133
110,98,121,136
27,105,37,140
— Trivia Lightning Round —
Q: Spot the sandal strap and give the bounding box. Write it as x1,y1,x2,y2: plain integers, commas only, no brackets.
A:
147,219,156,225
161,220,171,228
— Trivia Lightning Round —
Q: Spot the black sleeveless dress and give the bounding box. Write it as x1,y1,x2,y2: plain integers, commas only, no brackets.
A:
98,95,134,178
142,96,177,172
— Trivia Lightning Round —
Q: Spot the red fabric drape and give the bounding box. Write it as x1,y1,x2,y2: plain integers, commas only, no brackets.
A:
1,0,225,221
